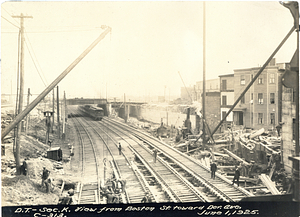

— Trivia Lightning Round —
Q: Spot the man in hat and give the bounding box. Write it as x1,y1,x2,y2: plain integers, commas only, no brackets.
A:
210,161,217,179
20,160,28,176
118,143,122,155
232,166,241,187
276,122,283,137
153,149,158,163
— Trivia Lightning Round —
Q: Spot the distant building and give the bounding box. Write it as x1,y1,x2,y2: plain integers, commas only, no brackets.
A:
180,78,220,104
158,96,165,103
180,86,196,103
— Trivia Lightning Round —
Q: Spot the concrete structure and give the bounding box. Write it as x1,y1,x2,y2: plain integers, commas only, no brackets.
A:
232,59,286,130
67,98,107,105
281,84,296,173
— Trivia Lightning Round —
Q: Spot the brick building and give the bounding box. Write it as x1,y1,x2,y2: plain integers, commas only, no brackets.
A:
180,78,220,132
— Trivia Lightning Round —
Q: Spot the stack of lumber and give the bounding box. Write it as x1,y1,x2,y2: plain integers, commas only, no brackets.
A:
259,174,280,195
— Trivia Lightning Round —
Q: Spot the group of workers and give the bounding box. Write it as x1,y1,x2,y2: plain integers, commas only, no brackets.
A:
100,178,126,203
210,161,241,186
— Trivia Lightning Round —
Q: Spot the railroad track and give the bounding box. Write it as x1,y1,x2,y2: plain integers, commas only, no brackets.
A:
97,120,208,202
102,117,253,202
85,119,158,203
69,106,156,203
69,111,100,204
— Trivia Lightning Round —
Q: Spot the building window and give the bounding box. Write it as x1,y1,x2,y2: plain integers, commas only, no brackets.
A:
269,74,275,84
251,112,253,125
222,95,227,106
258,113,263,124
251,74,254,80
222,111,227,120
293,119,296,140
270,93,275,104
270,113,275,125
293,88,296,102
258,77,263,84
240,75,245,85
240,95,245,104
258,93,263,104
221,80,227,90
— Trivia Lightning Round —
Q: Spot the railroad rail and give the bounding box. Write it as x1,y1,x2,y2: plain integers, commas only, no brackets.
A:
69,106,155,203
102,117,253,202
83,118,153,203
69,111,100,204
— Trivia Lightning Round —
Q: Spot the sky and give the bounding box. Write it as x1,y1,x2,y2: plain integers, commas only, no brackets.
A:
1,1,297,101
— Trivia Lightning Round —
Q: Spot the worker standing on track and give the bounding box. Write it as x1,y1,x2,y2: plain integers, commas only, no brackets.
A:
232,166,241,187
210,161,217,179
153,149,158,163
118,142,122,155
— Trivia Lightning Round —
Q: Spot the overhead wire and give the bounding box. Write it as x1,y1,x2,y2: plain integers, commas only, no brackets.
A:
24,39,48,87
24,30,48,86
1,16,20,29
1,7,21,27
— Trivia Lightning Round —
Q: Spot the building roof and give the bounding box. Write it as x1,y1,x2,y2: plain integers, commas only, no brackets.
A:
48,147,61,151
219,74,234,77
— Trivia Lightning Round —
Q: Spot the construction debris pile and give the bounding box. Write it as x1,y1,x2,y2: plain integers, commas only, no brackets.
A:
165,125,294,197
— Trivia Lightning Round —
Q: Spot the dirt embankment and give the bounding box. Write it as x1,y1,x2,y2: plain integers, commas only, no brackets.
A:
1,106,79,206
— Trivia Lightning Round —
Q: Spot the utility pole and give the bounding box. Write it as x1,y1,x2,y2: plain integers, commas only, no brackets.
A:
164,85,166,102
52,89,55,133
124,93,127,123
57,86,60,139
25,88,31,135
12,13,32,175
62,91,66,140
202,2,206,145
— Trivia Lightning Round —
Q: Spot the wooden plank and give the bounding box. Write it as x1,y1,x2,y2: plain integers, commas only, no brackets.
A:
259,174,280,195
223,148,250,166
249,128,264,139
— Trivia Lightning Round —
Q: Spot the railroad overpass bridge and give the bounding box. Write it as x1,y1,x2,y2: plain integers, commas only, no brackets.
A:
66,98,147,120
66,98,146,106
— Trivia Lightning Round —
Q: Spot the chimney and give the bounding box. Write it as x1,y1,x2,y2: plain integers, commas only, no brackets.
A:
269,58,276,66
